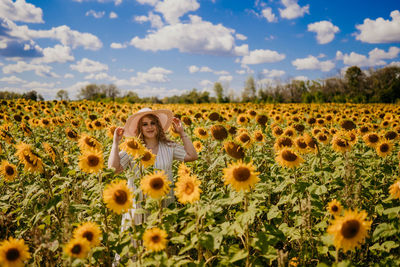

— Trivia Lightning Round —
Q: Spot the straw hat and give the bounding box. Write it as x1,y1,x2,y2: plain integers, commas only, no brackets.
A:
124,108,173,137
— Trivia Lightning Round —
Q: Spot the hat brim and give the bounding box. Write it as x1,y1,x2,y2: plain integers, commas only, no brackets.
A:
124,109,173,137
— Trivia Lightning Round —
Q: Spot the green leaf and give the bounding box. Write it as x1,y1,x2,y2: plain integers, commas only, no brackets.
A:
228,244,248,263
267,205,282,220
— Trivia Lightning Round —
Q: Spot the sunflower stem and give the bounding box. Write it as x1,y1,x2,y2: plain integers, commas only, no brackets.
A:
158,198,163,224
244,192,250,267
196,203,203,263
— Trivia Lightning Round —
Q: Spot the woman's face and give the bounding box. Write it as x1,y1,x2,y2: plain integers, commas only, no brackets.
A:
141,116,158,139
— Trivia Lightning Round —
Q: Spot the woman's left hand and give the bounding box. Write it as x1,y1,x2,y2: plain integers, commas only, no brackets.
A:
172,117,185,135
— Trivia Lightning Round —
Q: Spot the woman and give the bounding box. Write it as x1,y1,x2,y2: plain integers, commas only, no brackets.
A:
108,107,198,225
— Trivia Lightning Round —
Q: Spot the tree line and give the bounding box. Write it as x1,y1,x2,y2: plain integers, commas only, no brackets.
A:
1,65,399,103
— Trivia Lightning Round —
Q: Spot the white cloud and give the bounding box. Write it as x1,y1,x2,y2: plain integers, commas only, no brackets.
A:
130,15,243,56
188,65,199,73
155,0,199,24
85,10,105,19
235,33,247,40
214,70,229,75
279,0,309,19
262,7,277,22
115,67,173,87
200,79,213,87
64,73,74,79
136,0,159,6
70,58,109,73
308,21,340,44
2,61,59,77
292,55,335,72
0,0,43,23
22,81,55,88
293,75,308,81
0,75,26,84
355,10,400,43
218,75,233,83
32,45,74,64
236,69,246,75
241,49,285,65
110,42,127,49
114,0,122,5
234,44,249,56
262,69,285,78
1,18,102,50
388,61,400,67
85,72,117,81
134,12,164,28
109,12,118,19
336,46,400,67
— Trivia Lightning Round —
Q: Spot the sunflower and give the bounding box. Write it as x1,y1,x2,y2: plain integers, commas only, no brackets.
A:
178,162,191,177
107,125,117,139
272,126,284,137
140,149,156,168
327,209,371,252
210,124,228,141
223,141,245,159
194,127,208,140
340,119,357,131
236,114,249,125
119,137,145,159
0,237,30,267
78,150,104,174
143,227,168,252
275,148,304,168
255,114,268,126
193,141,203,152
331,135,351,153
0,161,17,182
274,136,294,152
283,127,296,138
294,136,309,154
140,170,171,199
175,175,202,204
64,238,90,259
327,199,342,216
73,222,101,247
389,180,400,200
362,132,380,148
208,112,220,121
103,180,133,214
78,134,102,152
384,130,398,141
223,161,260,192
235,132,252,148
43,143,56,163
253,130,264,142
316,132,330,145
20,123,32,136
375,140,393,157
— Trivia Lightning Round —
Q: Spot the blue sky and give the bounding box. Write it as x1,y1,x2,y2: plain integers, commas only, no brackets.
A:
0,0,399,100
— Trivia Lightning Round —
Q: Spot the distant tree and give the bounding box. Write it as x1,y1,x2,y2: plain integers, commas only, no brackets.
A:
78,84,103,100
213,82,224,103
104,84,120,100
345,66,367,102
22,90,44,101
242,76,256,102
368,66,400,103
56,89,69,100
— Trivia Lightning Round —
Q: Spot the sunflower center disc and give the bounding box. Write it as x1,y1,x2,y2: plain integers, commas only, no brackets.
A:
24,154,35,165
336,139,348,148
297,140,307,149
233,167,250,182
6,248,20,261
151,235,160,243
85,138,96,148
199,129,206,135
83,231,94,241
282,150,298,162
341,219,360,239
280,138,292,147
184,183,194,194
240,134,250,143
71,244,82,255
331,205,338,212
88,155,100,166
380,144,389,152
142,153,151,161
68,131,77,138
369,135,379,143
150,178,164,190
127,141,139,149
114,190,128,205
5,166,14,175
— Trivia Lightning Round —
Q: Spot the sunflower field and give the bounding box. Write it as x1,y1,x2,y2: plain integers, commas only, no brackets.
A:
1,100,400,266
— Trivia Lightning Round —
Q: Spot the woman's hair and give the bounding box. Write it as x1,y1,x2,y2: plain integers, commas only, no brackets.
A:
136,114,173,144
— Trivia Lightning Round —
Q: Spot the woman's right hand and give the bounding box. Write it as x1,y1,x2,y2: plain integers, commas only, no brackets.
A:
113,127,124,144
